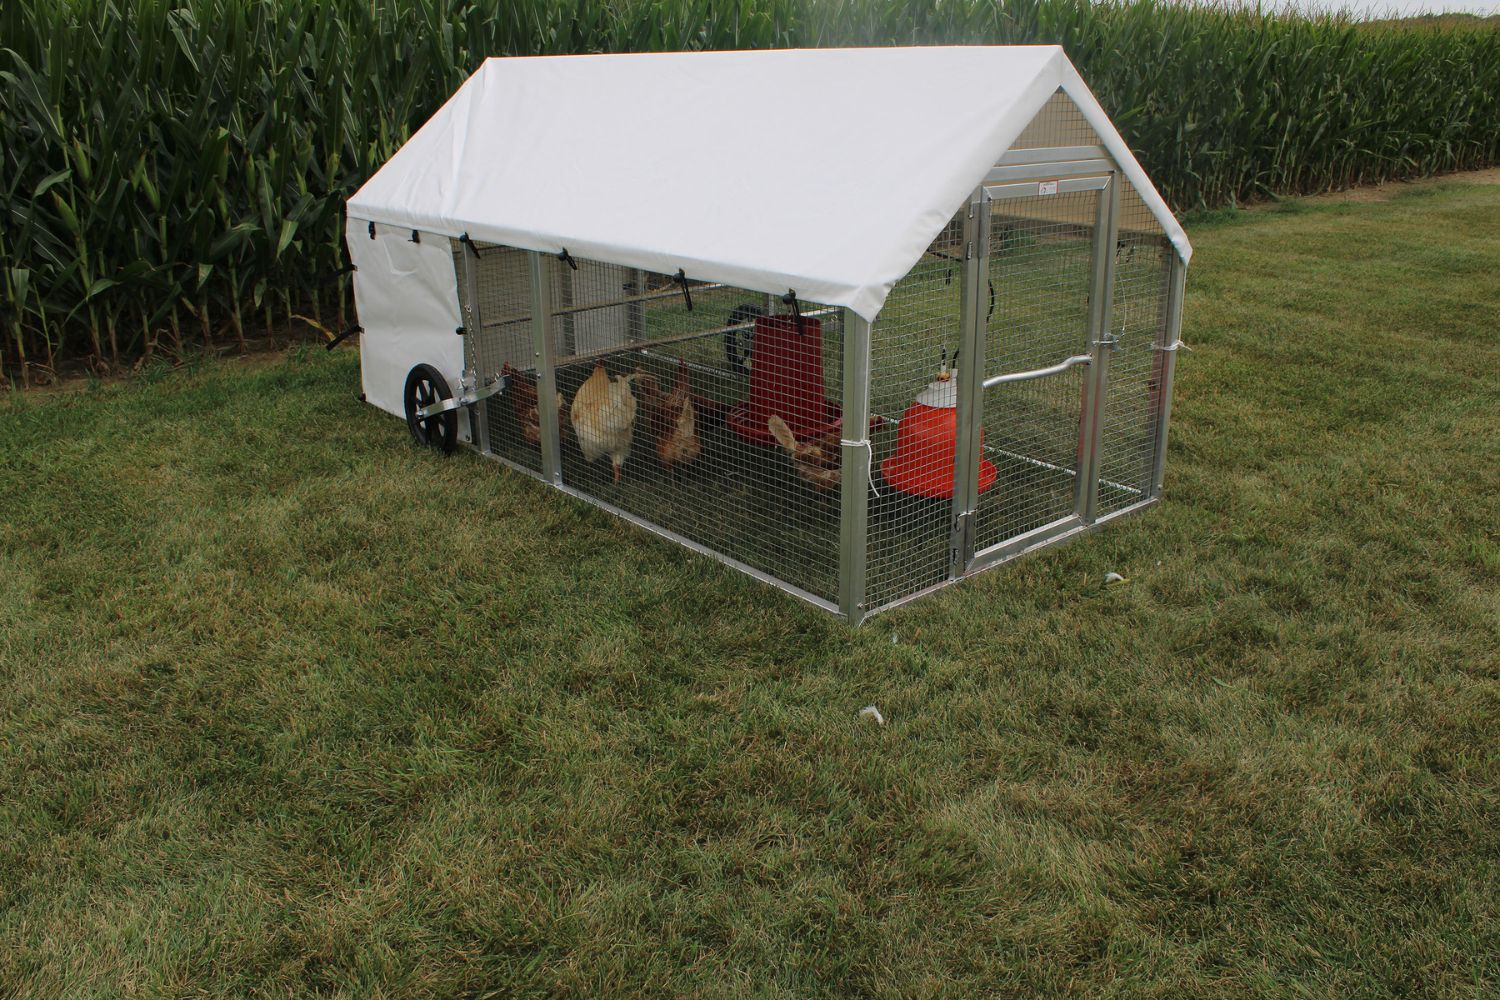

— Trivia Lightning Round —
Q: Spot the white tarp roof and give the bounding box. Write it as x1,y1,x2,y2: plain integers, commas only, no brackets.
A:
348,46,1190,322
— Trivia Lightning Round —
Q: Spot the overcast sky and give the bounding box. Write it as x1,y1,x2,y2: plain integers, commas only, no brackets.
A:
1284,0,1497,16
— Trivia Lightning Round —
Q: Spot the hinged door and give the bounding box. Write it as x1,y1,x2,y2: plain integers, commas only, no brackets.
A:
950,173,1120,575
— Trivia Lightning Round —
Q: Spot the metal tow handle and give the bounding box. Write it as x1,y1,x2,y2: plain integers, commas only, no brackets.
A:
982,353,1093,389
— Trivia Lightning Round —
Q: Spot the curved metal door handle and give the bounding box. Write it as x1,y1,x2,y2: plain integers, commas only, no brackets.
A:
982,353,1093,389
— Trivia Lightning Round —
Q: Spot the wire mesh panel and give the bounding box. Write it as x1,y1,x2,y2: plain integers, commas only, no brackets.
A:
864,213,967,610
442,131,1176,619
452,240,543,473
1097,184,1172,513
971,190,1098,552
1011,89,1100,149
1009,89,1158,237
537,254,843,603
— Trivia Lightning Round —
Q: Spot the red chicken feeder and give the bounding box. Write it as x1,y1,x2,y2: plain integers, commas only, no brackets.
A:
728,314,844,445
881,373,997,500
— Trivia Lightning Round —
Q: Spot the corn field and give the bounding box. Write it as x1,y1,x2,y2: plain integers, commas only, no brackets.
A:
3,0,1498,384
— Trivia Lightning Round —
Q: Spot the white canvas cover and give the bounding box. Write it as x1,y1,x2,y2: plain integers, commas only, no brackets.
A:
346,218,467,429
347,45,1190,324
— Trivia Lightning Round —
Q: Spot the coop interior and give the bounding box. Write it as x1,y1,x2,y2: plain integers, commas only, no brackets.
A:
449,89,1174,616
454,242,848,604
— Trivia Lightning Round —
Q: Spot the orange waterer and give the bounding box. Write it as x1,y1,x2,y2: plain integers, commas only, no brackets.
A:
880,371,997,499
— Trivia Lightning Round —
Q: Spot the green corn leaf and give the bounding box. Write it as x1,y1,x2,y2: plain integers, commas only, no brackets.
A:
276,218,299,258
33,169,73,201
85,277,119,300
51,194,82,238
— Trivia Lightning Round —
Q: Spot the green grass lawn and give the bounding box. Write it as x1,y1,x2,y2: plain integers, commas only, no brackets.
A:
3,180,1498,998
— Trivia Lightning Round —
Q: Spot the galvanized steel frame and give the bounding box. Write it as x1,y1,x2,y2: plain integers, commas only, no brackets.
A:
527,251,563,484
1150,254,1187,498
948,185,988,580
457,238,490,454
840,310,873,625
1077,172,1122,524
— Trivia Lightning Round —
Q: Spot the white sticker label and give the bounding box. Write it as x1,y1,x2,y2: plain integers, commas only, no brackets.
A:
1038,180,1059,196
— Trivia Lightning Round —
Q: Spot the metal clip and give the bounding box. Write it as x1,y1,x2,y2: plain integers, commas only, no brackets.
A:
782,290,804,335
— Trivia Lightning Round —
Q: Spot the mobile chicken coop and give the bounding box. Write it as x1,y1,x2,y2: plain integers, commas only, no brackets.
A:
345,46,1190,624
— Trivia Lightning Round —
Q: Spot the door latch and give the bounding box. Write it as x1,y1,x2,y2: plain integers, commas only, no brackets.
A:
949,510,975,574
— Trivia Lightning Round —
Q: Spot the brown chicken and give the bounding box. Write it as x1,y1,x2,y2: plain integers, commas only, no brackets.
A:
636,359,735,469
767,415,841,490
639,358,702,470
500,362,562,446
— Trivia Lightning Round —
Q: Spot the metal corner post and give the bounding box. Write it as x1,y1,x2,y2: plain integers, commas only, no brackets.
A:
1149,254,1187,497
1077,173,1121,524
528,251,563,484
458,237,491,454
840,309,873,625
949,186,989,578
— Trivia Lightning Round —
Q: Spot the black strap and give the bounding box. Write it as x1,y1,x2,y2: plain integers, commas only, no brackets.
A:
325,324,361,351
782,290,805,336
675,269,693,311
558,248,579,270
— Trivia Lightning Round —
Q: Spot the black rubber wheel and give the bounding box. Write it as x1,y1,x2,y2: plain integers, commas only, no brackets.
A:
403,363,458,453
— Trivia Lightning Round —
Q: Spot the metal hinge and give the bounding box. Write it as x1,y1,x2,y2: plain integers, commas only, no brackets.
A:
413,376,505,418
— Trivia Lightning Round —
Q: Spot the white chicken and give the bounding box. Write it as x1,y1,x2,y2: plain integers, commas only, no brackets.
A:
570,363,640,482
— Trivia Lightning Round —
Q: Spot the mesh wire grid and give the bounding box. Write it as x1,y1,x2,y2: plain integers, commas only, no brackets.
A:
1012,89,1159,236
453,240,543,473
862,95,1178,610
540,254,845,603
1011,89,1100,149
1097,183,1172,514
973,190,1098,553
981,93,1175,531
864,212,968,610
